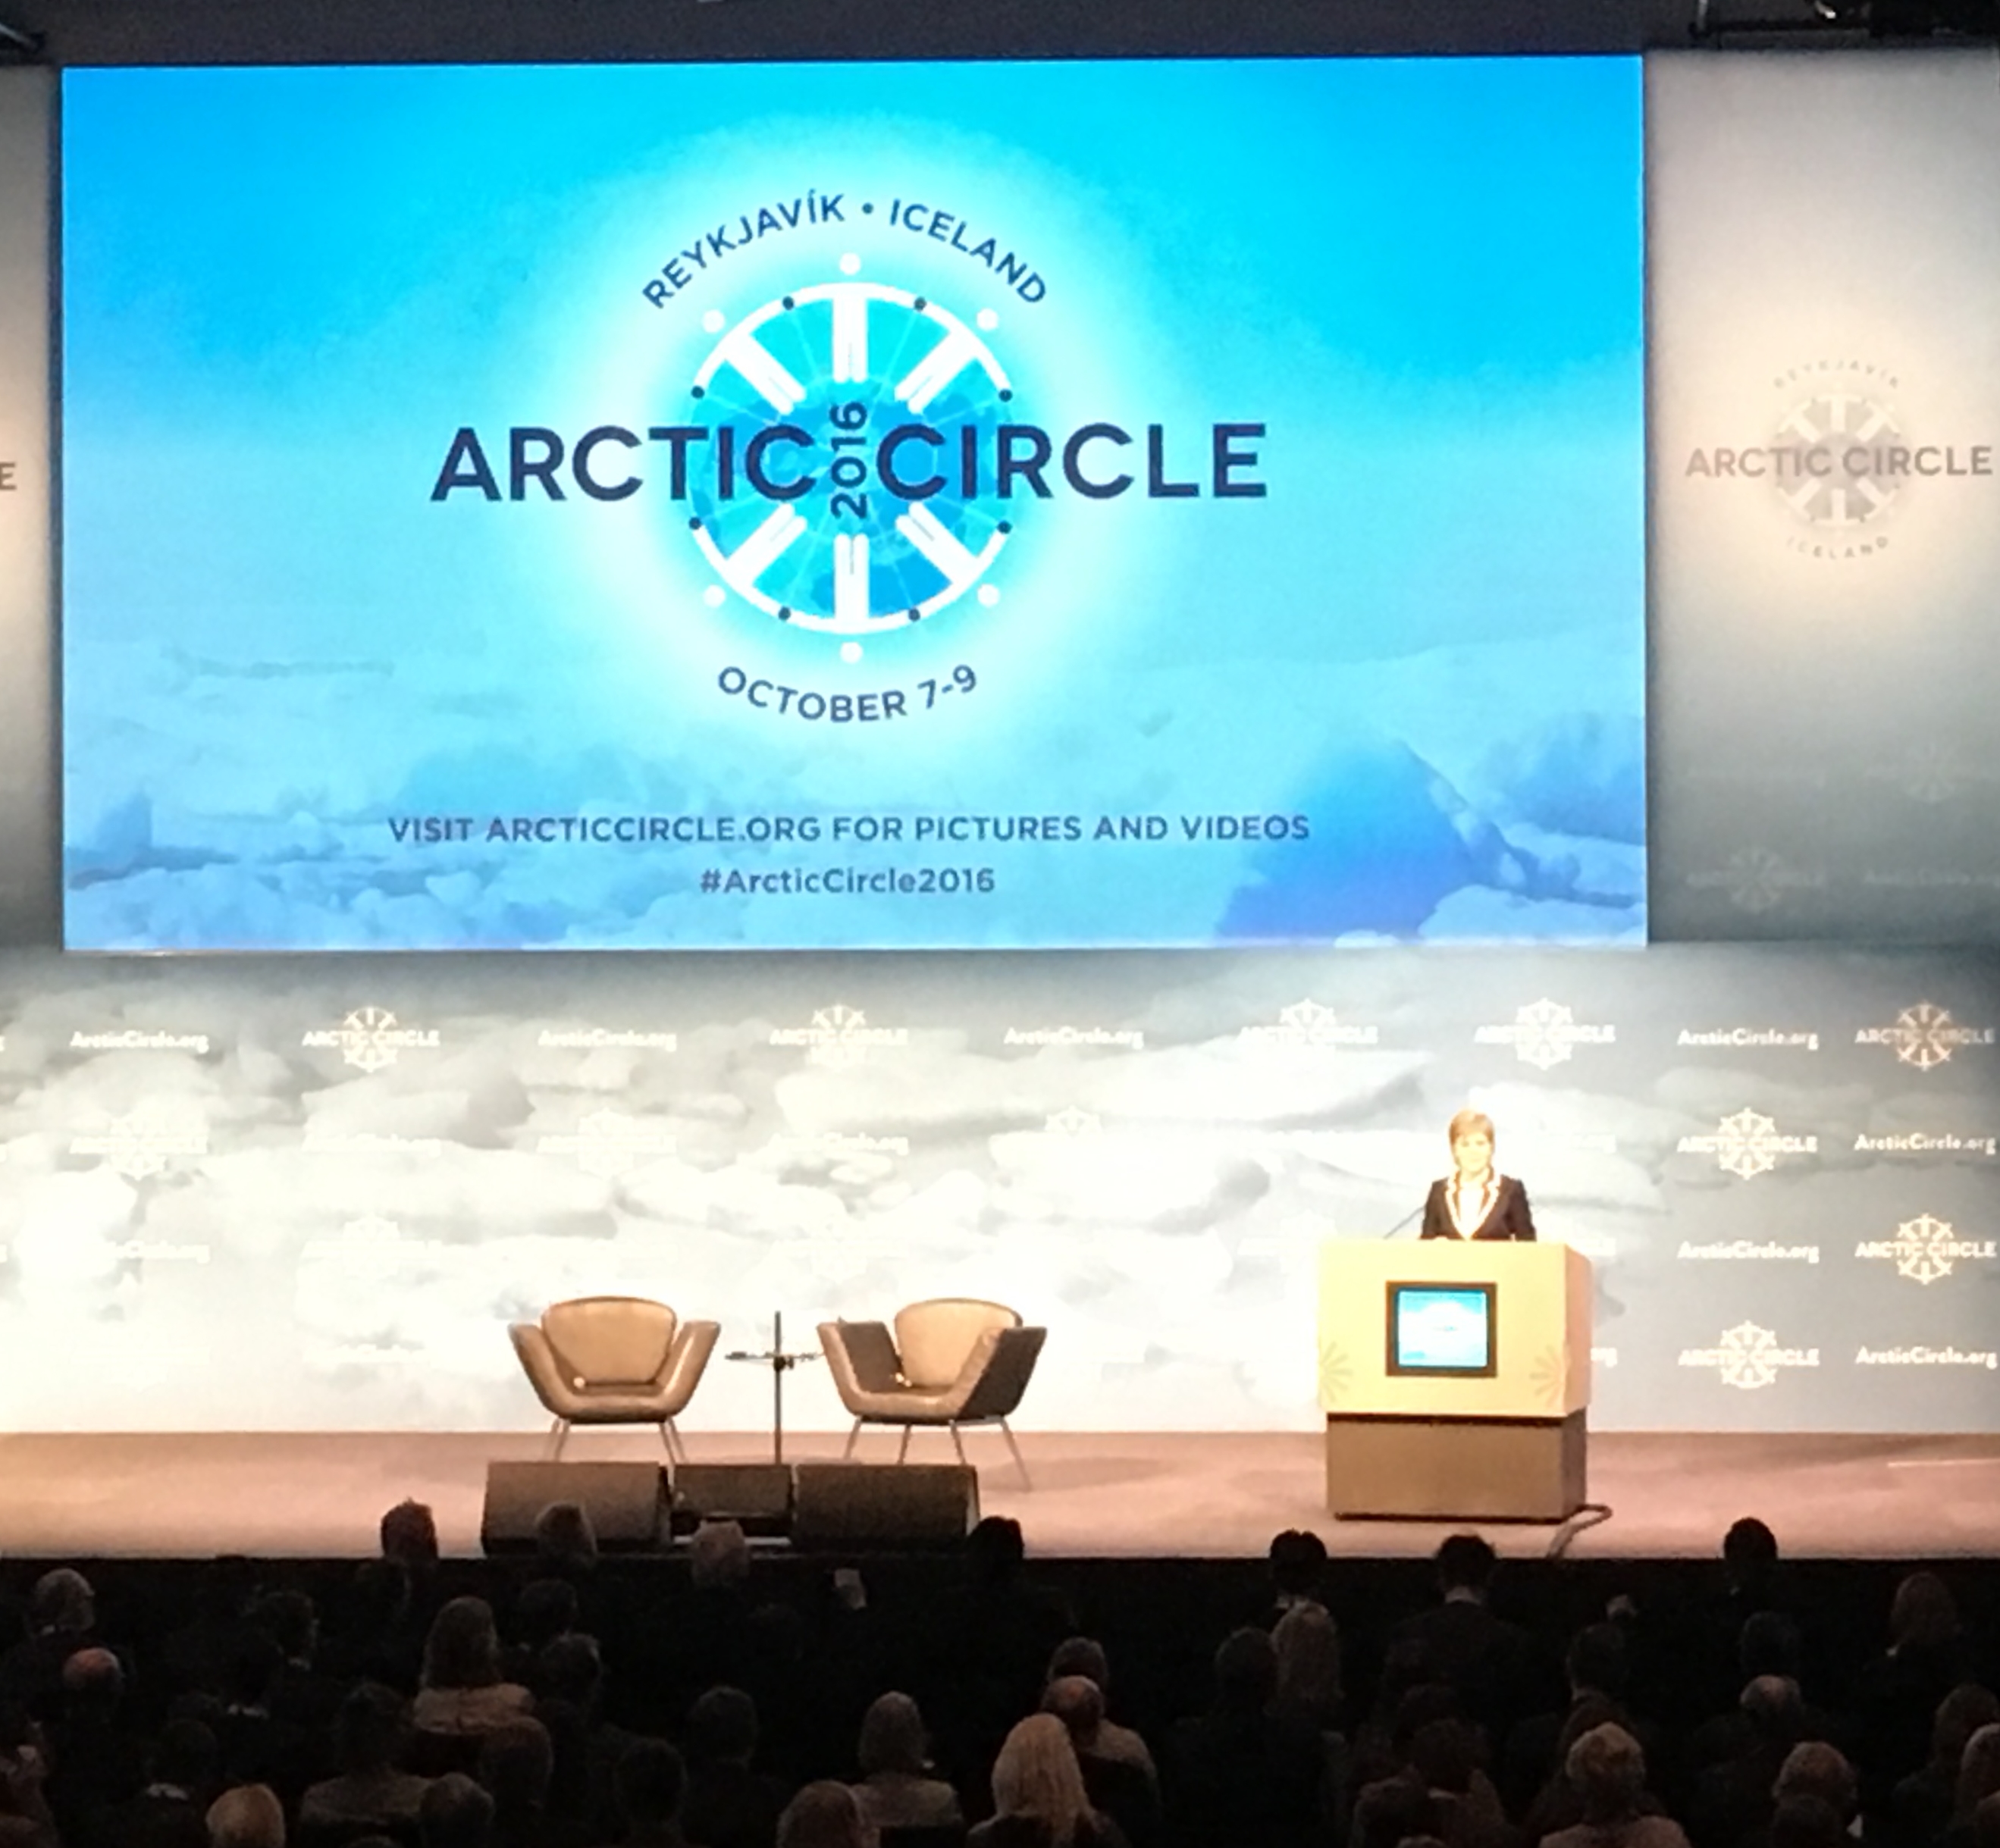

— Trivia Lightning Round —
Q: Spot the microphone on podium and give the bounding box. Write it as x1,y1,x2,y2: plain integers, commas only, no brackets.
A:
1380,1201,1425,1240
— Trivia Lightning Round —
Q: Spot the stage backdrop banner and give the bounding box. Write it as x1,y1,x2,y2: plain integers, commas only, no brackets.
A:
60,59,1646,953
0,69,52,947
1649,49,2000,941
2,943,1997,1434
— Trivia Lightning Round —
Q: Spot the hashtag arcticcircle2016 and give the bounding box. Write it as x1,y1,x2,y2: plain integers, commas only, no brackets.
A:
389,813,1312,847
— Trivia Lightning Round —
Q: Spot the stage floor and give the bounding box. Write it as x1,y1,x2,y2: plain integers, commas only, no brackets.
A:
2,1430,1998,1560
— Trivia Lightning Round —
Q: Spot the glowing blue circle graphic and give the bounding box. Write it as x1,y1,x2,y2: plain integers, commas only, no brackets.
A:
682,278,1020,637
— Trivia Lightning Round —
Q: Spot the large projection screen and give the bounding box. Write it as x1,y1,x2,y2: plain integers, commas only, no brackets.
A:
61,59,1646,953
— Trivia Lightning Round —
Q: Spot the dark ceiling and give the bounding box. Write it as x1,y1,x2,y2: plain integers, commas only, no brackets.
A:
0,0,1860,65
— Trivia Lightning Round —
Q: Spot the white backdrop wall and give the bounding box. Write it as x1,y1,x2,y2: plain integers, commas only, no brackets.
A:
2,944,1998,1435
0,70,53,947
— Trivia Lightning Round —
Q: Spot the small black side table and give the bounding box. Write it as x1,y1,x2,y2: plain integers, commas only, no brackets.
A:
723,1311,822,1463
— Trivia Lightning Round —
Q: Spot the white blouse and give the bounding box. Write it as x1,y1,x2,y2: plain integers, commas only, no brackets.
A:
1446,1173,1500,1237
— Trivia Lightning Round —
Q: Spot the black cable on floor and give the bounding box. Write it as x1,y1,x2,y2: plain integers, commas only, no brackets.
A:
1545,1501,1614,1558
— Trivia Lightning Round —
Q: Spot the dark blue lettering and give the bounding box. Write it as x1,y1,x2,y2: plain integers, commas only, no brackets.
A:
1213,423,1268,499
1146,424,1197,499
431,428,501,500
509,428,566,502
573,425,641,502
745,425,814,501
879,425,946,501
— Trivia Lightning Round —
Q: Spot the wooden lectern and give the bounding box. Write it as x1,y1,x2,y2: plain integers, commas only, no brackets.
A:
1318,1240,1592,1521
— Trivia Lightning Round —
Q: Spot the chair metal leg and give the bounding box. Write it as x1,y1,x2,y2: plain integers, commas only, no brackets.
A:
660,1419,685,1464
1000,1417,1033,1492
547,1417,570,1462
948,1423,968,1467
844,1419,863,1461
896,1424,911,1464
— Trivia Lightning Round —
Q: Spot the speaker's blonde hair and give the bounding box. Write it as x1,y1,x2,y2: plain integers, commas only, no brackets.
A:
1448,1109,1495,1148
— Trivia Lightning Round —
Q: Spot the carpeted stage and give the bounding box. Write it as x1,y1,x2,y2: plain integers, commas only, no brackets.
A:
3,1430,1998,1560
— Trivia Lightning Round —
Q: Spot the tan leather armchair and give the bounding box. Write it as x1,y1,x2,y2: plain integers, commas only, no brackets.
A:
509,1296,719,1461
818,1298,1046,1488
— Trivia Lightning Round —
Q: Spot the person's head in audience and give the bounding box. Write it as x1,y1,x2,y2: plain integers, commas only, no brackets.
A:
0,1705,42,1828
1374,1639,1435,1723
1742,1676,1805,1746
478,1718,555,1820
1892,1571,1962,1654
422,1598,507,1691
514,1579,580,1655
1934,1686,2000,1770
777,1781,870,1848
1434,1534,1497,1602
1739,1611,1804,1682
1566,1722,1647,1826
1976,1792,2000,1848
1393,1684,1468,1757
1566,1623,1628,1702
535,1633,603,1713
381,1499,441,1571
334,1683,409,1776
1554,1693,1629,1764
254,1590,318,1668
60,1646,124,1720
1268,1529,1329,1608
686,1686,759,1768
1773,1743,1856,1821
614,1739,687,1839
991,1713,1094,1847
688,1521,751,1591
1042,1674,1107,1754
1049,1637,1111,1696
154,1715,221,1796
28,1568,95,1640
1274,1599,1343,1718
1212,1626,1279,1715
1723,1518,1779,1592
967,1514,1028,1587
533,1502,598,1574
1411,1719,1481,1796
206,1782,285,1848
222,1633,283,1715
1957,1724,2000,1819
422,1772,495,1848
1771,1796,1847,1848
1354,1771,1438,1848
857,1690,933,1778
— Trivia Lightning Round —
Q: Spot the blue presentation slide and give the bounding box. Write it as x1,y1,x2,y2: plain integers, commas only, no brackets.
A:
1395,1288,1494,1373
61,60,1644,950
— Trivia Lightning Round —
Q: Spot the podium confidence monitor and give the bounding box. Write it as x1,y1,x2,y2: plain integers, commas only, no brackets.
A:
1318,1240,1593,1521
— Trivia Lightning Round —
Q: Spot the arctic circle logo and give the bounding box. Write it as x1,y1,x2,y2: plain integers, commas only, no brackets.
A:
682,266,1020,640
1681,359,1995,565
429,259,1268,678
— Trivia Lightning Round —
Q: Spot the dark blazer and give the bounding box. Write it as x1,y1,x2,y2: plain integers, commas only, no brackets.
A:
1420,1175,1535,1242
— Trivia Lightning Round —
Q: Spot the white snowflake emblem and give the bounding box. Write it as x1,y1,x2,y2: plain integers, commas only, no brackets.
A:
1892,1213,1958,1286
1714,1108,1782,1179
1719,1321,1782,1391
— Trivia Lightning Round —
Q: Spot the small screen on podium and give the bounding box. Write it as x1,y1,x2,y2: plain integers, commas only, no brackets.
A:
1387,1283,1497,1377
